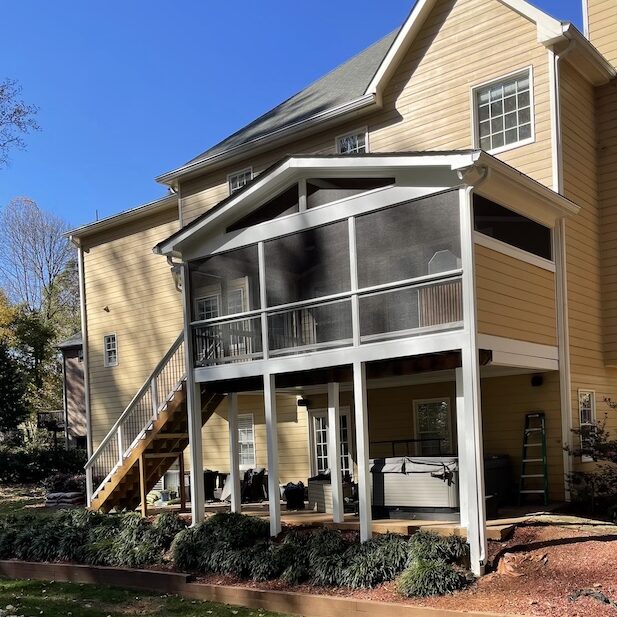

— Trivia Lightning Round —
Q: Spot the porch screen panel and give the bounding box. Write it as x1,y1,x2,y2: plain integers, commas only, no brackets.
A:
264,221,350,306
268,298,352,354
355,190,461,288
190,245,261,320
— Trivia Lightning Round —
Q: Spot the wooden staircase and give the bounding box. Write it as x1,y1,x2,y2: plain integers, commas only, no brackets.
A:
85,334,224,514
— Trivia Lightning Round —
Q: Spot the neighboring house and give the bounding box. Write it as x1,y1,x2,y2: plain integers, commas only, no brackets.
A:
67,0,617,576
58,333,87,449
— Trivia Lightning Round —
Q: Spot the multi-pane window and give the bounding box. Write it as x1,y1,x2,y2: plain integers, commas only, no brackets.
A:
228,168,253,194
238,414,256,468
578,390,596,462
312,412,352,477
195,295,220,321
336,130,367,154
103,334,118,367
413,399,452,456
475,70,533,152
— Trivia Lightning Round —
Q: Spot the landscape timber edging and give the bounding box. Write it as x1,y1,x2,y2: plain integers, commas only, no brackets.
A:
0,560,523,617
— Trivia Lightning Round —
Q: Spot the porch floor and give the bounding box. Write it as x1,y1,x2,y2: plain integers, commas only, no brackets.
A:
148,501,564,541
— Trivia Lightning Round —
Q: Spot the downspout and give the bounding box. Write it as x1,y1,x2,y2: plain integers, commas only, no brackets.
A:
75,241,94,503
548,40,575,501
61,351,69,449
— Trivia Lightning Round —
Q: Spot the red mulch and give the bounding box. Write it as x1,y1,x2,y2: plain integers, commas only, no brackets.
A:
194,524,617,616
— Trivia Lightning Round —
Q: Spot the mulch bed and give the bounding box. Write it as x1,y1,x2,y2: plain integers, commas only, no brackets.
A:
194,524,617,616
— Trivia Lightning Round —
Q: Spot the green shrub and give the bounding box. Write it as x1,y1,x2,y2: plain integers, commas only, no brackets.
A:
43,472,86,494
151,512,188,550
203,512,269,548
409,531,468,564
249,544,286,582
396,559,468,597
0,444,86,484
171,527,203,571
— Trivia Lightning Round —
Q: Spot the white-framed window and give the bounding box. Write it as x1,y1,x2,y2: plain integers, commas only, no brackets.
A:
103,334,118,367
309,408,353,478
578,390,596,463
228,168,253,195
473,68,534,154
238,413,256,469
195,293,221,321
336,128,368,155
413,398,452,456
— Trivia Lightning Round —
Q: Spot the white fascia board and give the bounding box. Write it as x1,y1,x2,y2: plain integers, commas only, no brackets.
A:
155,152,480,257
155,94,378,186
478,333,559,361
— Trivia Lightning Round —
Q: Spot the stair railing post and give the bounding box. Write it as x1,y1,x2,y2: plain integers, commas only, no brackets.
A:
117,422,124,465
86,466,93,507
151,375,159,420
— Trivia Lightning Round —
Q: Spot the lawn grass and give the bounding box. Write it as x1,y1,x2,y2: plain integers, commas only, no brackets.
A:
0,485,47,517
0,579,292,617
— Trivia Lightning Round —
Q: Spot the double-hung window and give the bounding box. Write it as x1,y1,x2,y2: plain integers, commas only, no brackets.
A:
238,414,256,469
413,398,452,456
578,390,596,462
473,69,533,153
310,409,352,478
103,334,118,367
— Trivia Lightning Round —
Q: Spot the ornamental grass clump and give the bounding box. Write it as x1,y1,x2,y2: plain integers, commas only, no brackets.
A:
396,558,468,597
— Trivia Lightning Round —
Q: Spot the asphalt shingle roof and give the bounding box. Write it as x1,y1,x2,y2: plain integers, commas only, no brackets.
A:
186,29,399,166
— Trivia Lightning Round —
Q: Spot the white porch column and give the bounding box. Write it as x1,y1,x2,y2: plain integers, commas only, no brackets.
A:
264,373,281,536
455,367,469,529
458,184,487,576
181,264,205,525
353,361,372,541
228,392,242,514
327,382,344,523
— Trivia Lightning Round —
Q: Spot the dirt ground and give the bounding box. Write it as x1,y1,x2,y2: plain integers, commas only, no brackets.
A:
197,522,617,617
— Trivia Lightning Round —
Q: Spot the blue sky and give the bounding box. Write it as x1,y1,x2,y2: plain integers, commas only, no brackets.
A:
0,0,583,227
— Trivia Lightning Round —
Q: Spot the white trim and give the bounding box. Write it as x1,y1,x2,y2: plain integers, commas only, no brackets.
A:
335,127,369,154
473,231,555,272
353,361,372,542
228,393,242,513
582,0,590,39
327,383,344,524
264,373,281,536
412,397,453,456
228,167,253,195
103,333,118,368
471,66,535,156
478,333,559,361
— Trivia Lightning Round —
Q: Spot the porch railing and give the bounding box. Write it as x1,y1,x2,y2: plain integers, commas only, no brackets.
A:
85,332,186,504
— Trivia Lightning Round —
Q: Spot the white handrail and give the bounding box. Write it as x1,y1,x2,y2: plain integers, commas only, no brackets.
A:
85,332,186,505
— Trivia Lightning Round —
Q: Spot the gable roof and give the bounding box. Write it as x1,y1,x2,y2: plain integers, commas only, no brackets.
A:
156,0,615,187
155,29,399,185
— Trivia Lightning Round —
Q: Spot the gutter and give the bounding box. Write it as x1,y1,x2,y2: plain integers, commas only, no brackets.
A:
155,93,379,186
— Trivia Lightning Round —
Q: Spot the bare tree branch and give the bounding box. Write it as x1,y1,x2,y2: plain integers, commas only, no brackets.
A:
0,78,39,168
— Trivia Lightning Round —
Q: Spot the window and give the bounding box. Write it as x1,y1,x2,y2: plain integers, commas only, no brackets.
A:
103,334,118,367
473,195,552,260
474,69,533,153
195,294,220,321
228,168,253,194
310,410,353,478
578,390,596,462
238,414,256,468
336,129,368,154
413,398,452,456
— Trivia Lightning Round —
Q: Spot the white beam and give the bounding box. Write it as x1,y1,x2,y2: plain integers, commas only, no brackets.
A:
353,362,372,541
182,264,205,525
228,393,241,514
327,382,344,523
264,373,281,536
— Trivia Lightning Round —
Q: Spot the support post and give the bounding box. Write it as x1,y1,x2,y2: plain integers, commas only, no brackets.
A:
327,382,344,523
228,392,242,514
178,452,187,513
151,376,159,419
353,362,372,541
455,368,468,529
139,454,148,518
117,424,124,465
264,373,281,536
181,263,205,525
